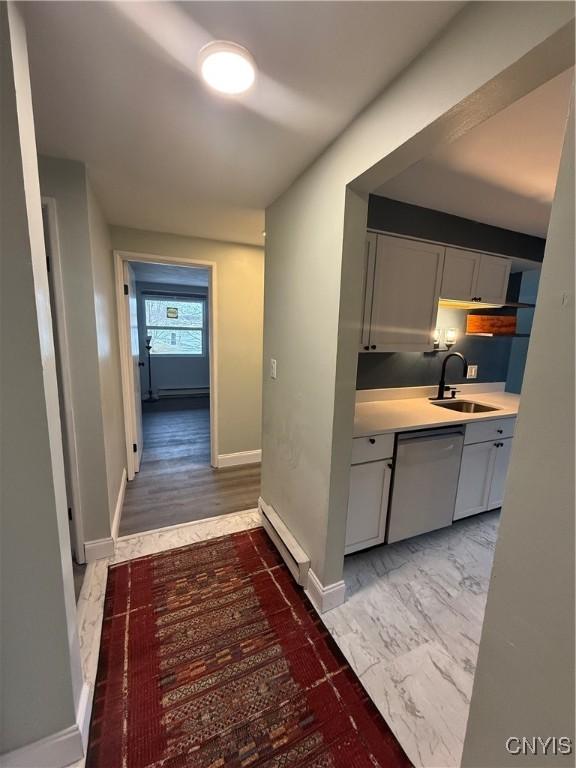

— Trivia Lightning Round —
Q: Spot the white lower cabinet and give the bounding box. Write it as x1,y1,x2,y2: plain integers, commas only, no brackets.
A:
345,458,392,554
488,437,512,509
455,437,513,520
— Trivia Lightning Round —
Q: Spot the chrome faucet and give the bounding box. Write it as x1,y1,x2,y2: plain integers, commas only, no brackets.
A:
433,352,468,400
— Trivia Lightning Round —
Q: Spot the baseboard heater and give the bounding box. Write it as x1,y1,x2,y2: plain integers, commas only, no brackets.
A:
258,497,310,587
157,387,209,398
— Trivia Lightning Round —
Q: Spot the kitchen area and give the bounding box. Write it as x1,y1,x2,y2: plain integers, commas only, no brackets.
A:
322,198,543,767
317,67,570,768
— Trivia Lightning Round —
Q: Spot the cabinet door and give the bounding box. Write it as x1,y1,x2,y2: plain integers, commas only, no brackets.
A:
369,235,444,352
360,234,377,350
475,254,511,304
488,438,512,509
441,248,480,301
345,460,391,554
454,441,495,520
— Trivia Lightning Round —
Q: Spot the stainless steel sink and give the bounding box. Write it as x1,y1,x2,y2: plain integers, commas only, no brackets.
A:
432,400,499,413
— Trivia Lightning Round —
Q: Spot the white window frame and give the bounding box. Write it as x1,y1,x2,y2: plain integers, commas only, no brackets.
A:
143,292,208,358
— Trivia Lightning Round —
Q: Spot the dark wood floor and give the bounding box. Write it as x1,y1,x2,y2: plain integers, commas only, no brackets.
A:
119,400,261,536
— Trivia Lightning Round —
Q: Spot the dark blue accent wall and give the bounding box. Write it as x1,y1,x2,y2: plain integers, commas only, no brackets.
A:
357,339,513,390
368,196,546,262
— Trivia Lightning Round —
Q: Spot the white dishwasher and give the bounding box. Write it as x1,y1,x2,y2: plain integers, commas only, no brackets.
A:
387,426,464,544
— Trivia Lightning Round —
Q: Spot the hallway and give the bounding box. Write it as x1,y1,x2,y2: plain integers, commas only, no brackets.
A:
119,398,261,536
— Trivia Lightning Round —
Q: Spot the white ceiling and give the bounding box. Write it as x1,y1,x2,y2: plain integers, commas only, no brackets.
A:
377,68,574,238
132,261,209,287
23,1,463,246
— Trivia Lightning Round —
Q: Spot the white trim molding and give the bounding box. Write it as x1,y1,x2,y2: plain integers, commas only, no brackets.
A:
258,498,310,585
114,250,220,472
111,468,127,541
217,449,261,468
76,682,92,752
0,724,83,768
305,569,346,614
41,196,86,564
84,537,115,562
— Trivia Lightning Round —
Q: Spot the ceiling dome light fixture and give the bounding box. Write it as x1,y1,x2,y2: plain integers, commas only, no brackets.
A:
199,41,256,95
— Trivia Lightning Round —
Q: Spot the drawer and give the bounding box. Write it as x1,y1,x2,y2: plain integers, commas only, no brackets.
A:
464,417,516,445
351,433,395,464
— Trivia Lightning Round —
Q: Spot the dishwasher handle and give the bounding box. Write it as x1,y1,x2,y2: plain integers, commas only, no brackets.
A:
398,427,464,443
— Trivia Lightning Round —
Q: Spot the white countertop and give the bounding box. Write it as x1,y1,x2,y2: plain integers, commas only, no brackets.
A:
354,390,520,437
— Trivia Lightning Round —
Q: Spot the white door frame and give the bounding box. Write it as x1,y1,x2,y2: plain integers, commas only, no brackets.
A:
114,249,219,479
42,197,86,563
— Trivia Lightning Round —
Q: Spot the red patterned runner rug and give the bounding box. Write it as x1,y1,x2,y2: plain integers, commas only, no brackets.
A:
87,527,411,768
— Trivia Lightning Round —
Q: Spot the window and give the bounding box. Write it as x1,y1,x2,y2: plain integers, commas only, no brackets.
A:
144,296,206,356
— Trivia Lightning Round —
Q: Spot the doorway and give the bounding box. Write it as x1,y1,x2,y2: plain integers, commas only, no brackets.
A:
115,253,261,536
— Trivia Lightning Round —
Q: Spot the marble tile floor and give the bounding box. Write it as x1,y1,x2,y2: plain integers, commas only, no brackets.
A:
72,508,261,768
321,510,501,768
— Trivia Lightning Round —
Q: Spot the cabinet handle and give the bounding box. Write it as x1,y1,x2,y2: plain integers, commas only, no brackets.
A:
387,462,393,469
371,345,376,350
369,438,376,445
497,429,503,434
363,345,369,351
494,442,503,448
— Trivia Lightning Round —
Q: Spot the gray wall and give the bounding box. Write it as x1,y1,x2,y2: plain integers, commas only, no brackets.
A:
463,97,574,767
39,156,119,542
262,1,574,587
87,180,126,528
1,3,82,755
136,282,209,397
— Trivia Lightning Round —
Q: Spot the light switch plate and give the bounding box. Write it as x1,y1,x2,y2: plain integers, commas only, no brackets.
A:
270,358,277,379
467,364,478,379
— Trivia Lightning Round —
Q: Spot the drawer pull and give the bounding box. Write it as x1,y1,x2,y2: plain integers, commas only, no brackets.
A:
369,438,376,445
497,429,503,434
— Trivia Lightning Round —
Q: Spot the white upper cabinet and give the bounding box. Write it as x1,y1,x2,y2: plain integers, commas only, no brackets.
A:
475,254,511,304
441,248,480,301
365,235,444,352
360,233,513,354
441,247,511,304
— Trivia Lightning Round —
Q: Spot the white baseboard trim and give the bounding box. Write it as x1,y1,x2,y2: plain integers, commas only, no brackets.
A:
216,449,261,468
305,569,346,614
0,723,83,768
111,467,127,541
76,681,92,753
84,536,115,562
